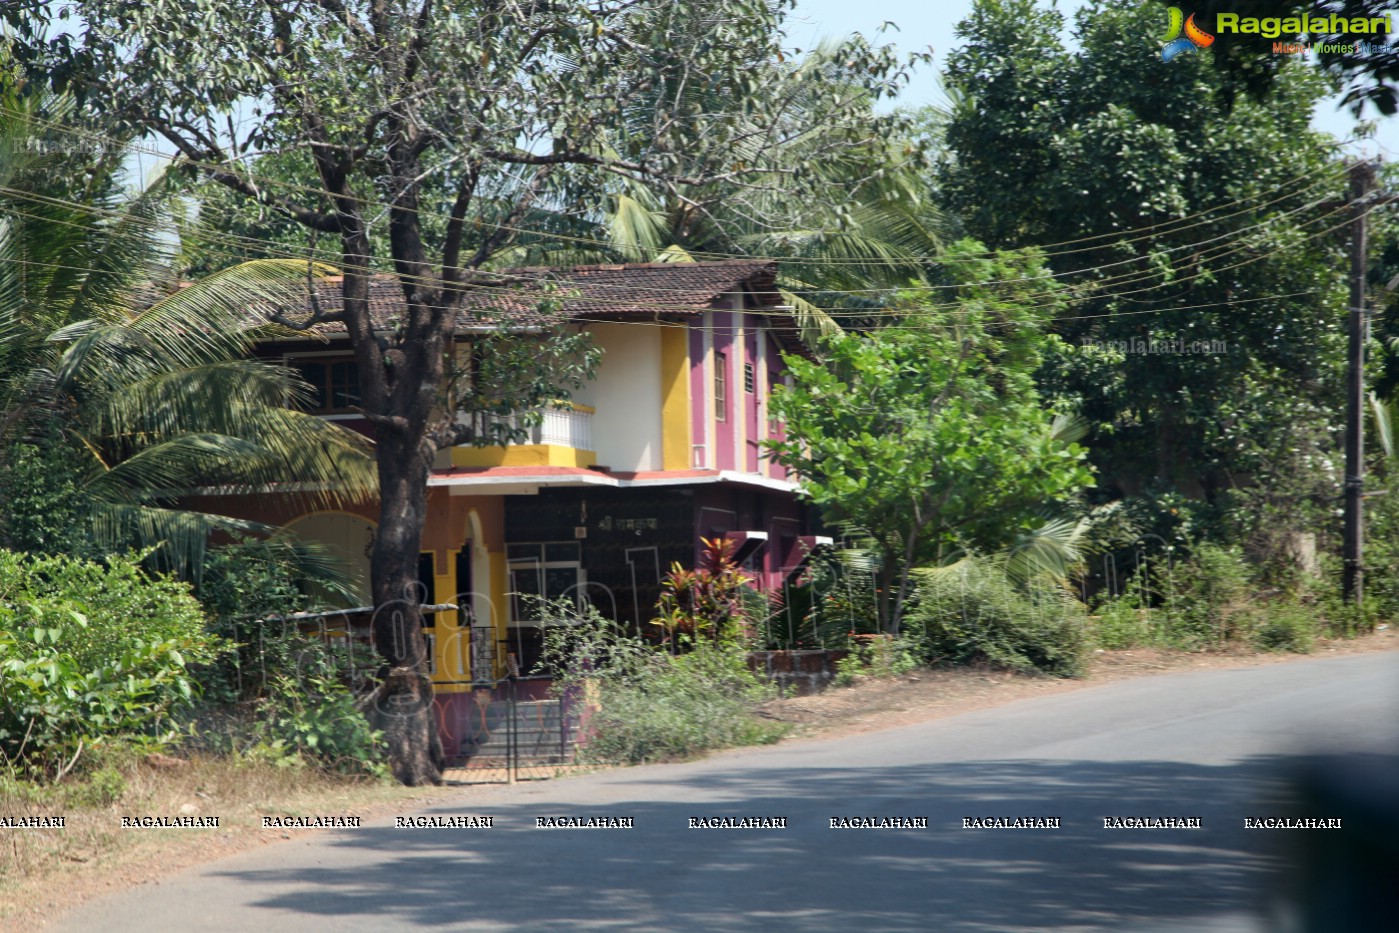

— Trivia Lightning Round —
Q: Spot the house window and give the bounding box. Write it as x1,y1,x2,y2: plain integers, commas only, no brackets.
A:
290,356,361,413
744,362,755,394
507,542,584,624
714,352,727,422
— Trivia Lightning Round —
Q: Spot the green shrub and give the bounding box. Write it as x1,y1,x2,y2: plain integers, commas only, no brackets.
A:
255,672,387,778
1092,595,1155,650
1253,600,1317,653
1317,594,1381,638
0,550,217,673
542,600,785,765
62,766,128,809
0,550,219,775
906,560,1089,677
833,634,920,686
584,643,785,764
1163,543,1259,648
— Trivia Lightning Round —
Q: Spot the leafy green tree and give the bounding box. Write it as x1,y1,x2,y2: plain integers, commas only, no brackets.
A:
767,241,1094,633
6,0,925,783
940,0,1349,564
169,38,942,344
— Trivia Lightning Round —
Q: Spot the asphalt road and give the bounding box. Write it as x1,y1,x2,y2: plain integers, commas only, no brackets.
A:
55,651,1399,932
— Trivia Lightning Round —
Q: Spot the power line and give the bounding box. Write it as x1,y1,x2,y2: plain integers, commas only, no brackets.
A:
0,169,1358,317
0,201,1355,334
0,104,1354,272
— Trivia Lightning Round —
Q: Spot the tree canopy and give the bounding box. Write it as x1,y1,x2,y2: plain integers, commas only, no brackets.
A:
767,241,1094,634
939,0,1350,567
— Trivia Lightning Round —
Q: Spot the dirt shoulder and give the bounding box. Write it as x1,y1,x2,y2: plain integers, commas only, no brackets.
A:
6,626,1397,930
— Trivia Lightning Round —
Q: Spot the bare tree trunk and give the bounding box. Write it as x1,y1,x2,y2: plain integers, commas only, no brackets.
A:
364,425,443,786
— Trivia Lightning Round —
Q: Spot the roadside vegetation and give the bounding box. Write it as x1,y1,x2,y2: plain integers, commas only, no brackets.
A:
540,540,788,766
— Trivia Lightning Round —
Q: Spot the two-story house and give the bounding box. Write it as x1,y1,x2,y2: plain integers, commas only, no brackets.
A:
202,260,823,750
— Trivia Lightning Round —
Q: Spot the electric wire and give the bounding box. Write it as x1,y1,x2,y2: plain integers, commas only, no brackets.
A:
0,105,1357,273
0,172,1360,320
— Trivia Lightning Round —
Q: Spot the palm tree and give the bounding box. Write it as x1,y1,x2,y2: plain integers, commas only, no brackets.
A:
0,85,375,582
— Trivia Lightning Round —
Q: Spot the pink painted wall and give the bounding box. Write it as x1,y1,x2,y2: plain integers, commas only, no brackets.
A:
744,321,761,473
766,332,789,481
712,310,735,471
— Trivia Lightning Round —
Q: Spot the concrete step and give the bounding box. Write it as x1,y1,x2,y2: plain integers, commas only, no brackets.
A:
450,698,584,766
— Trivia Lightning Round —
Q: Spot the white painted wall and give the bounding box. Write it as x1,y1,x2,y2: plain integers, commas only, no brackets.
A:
572,323,662,471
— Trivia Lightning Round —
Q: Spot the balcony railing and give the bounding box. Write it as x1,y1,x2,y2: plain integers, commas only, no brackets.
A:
467,405,593,450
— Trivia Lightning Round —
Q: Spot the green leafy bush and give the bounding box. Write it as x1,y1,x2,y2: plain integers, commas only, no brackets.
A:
542,599,784,765
0,550,218,775
1253,601,1317,653
1090,568,1163,649
833,634,920,686
1092,596,1155,650
255,672,387,777
1165,544,1259,648
906,559,1089,677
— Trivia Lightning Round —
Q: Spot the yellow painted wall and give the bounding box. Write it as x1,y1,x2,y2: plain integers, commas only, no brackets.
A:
660,323,690,470
450,444,597,468
422,492,508,688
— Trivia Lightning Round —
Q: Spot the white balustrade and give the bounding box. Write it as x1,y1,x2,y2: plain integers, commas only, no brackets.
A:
467,406,593,450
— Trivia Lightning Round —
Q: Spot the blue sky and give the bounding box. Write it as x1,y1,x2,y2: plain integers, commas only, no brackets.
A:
787,0,1395,158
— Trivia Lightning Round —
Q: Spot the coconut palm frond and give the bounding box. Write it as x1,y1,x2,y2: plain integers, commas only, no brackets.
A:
89,502,278,582
780,289,843,346
655,244,698,263
912,515,1090,593
1049,412,1090,446
127,258,340,365
606,192,670,262
82,432,266,504
999,517,1090,589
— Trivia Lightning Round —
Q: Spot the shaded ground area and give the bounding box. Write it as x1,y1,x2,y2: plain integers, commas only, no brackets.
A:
164,755,1300,932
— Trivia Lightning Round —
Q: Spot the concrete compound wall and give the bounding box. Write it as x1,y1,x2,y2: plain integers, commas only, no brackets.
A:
748,649,850,696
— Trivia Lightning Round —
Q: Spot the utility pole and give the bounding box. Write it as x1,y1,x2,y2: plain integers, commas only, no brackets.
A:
1342,159,1375,605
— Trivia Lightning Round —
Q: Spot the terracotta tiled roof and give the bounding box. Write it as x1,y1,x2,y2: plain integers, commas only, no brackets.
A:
284,260,780,333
